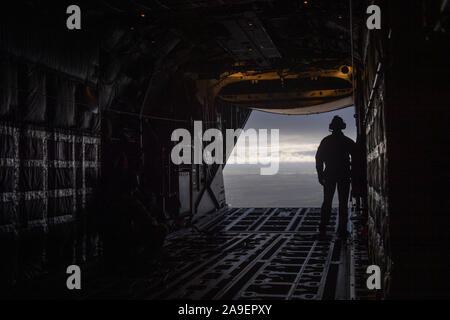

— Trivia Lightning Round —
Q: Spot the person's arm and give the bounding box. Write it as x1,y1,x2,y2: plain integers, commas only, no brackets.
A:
349,139,357,173
349,139,358,198
315,141,325,185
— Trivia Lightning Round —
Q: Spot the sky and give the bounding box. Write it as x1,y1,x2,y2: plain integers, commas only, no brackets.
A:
223,106,357,207
224,106,357,173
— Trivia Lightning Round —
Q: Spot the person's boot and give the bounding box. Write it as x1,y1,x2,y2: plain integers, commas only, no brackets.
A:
337,230,350,240
317,224,327,239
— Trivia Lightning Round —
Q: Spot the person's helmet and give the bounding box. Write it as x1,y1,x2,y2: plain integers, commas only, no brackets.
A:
329,116,346,131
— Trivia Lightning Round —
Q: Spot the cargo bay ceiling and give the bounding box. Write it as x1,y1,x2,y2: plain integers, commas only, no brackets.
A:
1,0,363,116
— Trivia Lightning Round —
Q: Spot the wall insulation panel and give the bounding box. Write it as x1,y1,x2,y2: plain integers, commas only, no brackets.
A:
0,123,100,288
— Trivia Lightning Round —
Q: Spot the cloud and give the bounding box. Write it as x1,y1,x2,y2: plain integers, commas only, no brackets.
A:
244,106,357,140
227,137,318,164
225,106,356,165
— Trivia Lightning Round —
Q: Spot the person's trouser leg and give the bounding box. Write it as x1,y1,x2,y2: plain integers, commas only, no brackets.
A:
337,178,350,235
320,178,336,232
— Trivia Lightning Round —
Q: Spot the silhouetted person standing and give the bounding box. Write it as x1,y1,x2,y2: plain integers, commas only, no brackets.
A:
316,116,355,238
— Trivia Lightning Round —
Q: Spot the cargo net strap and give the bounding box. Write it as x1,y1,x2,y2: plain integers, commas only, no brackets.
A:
0,123,100,234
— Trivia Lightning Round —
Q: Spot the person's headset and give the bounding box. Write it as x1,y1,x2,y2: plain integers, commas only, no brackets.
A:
329,116,346,131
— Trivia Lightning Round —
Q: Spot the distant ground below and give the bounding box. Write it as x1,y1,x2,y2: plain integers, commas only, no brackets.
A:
223,163,339,208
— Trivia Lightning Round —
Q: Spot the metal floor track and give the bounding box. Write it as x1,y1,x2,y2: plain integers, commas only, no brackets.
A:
83,207,371,300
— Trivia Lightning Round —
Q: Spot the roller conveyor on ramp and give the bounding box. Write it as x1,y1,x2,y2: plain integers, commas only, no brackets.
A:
98,207,372,300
